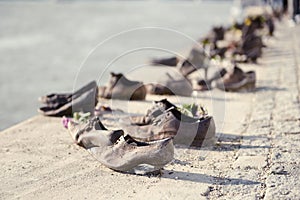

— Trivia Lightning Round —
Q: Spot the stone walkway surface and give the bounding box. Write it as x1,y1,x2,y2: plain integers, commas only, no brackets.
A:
0,23,300,200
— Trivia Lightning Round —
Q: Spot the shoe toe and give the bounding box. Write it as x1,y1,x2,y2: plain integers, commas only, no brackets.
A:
67,121,80,141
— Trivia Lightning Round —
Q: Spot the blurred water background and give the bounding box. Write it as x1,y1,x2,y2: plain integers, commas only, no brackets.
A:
0,0,235,130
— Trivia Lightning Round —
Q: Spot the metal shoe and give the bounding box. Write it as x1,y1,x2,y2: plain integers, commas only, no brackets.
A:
38,85,97,117
68,117,174,172
38,81,97,104
100,72,146,100
150,56,179,66
216,65,256,92
125,107,216,147
89,135,174,172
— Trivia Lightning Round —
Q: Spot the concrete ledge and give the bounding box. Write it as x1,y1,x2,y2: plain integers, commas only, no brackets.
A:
1,22,300,200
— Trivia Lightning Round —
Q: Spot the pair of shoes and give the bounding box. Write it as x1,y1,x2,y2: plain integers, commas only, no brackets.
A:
99,72,146,100
128,99,216,147
38,81,98,117
216,65,256,92
68,117,174,173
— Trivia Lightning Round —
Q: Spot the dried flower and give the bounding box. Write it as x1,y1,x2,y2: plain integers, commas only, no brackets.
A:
62,116,70,129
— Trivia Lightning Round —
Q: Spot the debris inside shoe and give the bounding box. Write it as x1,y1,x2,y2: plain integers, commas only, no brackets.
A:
177,103,208,118
73,112,91,123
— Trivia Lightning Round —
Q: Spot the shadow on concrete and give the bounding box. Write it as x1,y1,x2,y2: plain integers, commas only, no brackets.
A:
263,51,292,57
213,143,271,152
169,133,270,152
255,86,286,92
217,133,269,141
161,170,261,185
126,168,261,185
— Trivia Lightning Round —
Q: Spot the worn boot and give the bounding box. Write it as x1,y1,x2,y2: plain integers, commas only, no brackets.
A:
89,135,174,172
100,72,146,100
38,84,97,117
192,68,227,91
38,81,97,105
216,65,256,92
125,107,216,147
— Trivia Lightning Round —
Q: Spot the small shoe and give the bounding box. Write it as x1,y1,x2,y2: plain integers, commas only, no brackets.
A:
89,135,174,172
100,72,146,100
150,56,179,66
38,85,97,117
38,93,71,105
38,81,97,104
68,117,174,172
216,65,256,92
192,68,227,91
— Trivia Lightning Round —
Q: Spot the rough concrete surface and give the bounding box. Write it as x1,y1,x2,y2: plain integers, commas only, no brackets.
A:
1,22,300,200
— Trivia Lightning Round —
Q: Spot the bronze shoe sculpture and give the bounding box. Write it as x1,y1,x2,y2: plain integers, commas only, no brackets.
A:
90,135,174,173
68,117,174,173
38,81,98,117
125,106,216,147
38,81,97,105
150,56,179,66
192,68,227,91
100,72,146,100
216,65,256,92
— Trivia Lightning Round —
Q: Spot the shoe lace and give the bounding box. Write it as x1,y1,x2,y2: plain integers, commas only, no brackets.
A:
152,106,175,126
81,116,98,132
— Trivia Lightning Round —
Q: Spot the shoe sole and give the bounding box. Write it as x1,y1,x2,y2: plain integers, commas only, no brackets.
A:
224,81,255,92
